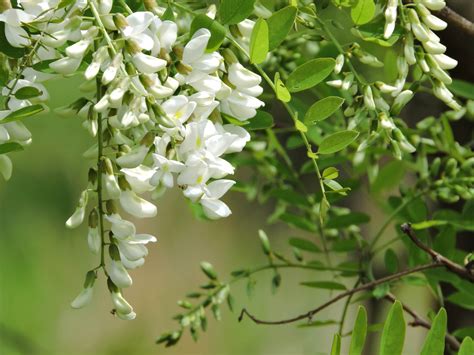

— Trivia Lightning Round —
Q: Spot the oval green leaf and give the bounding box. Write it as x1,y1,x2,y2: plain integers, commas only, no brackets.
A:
2,104,44,123
351,0,376,25
190,14,226,52
331,333,341,355
300,281,347,290
219,0,256,25
379,301,405,355
0,142,24,155
304,96,345,124
420,308,446,355
349,306,368,355
267,6,297,50
249,18,269,64
288,237,320,252
459,337,474,355
14,86,43,100
287,58,336,92
275,72,291,102
384,248,399,273
318,130,359,154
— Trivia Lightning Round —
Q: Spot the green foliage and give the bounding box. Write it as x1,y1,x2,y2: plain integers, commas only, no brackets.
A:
249,18,269,64
379,301,405,355
286,58,336,92
190,15,226,52
420,308,447,355
349,306,367,355
267,6,297,50
219,0,256,24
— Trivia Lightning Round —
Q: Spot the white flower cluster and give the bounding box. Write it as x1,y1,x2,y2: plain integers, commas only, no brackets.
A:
0,1,263,319
0,0,85,179
383,0,459,109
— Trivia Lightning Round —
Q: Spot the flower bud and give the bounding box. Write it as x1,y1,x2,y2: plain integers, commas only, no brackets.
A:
66,190,88,229
334,54,344,74
108,246,133,288
49,56,82,75
420,0,446,11
391,90,414,115
71,271,96,309
404,34,417,65
363,86,376,111
113,13,128,30
132,52,167,74
432,54,457,70
119,190,157,218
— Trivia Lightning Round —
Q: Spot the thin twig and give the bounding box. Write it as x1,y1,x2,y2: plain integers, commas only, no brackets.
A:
384,293,460,351
401,223,474,282
436,7,474,38
238,263,441,325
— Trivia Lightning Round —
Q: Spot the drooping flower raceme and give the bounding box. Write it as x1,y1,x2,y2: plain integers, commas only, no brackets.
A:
0,0,263,319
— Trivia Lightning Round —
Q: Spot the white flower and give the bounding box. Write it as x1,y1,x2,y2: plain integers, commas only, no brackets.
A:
121,11,155,51
108,258,133,288
66,190,88,229
183,29,222,74
71,286,93,309
0,9,34,47
220,90,264,121
87,226,101,254
49,56,82,75
120,190,157,218
121,165,156,193
161,95,196,127
151,154,184,188
116,145,149,168
110,289,133,314
184,179,235,220
103,173,121,199
131,52,167,74
105,213,136,239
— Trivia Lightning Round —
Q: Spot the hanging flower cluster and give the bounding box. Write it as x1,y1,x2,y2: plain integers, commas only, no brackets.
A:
0,0,263,320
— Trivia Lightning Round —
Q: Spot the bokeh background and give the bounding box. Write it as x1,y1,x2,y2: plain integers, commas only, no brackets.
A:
1,1,473,354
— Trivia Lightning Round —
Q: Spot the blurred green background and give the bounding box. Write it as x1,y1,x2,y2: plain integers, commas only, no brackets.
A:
0,76,439,355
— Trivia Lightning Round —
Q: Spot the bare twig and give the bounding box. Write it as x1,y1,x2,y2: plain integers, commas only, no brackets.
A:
401,223,474,283
436,7,474,38
384,293,460,351
238,263,442,325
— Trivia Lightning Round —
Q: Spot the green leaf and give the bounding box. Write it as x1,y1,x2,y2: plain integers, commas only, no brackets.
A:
449,80,474,100
287,58,336,92
318,130,359,154
267,6,297,50
352,20,402,47
275,72,291,102
384,249,399,273
2,104,44,123
330,333,341,355
247,110,274,130
322,167,339,180
298,320,339,328
459,337,474,355
14,86,43,100
372,160,406,194
447,291,474,310
279,213,317,232
420,308,446,355
304,96,344,124
300,281,347,290
200,262,218,280
249,18,269,64
453,327,474,339
0,142,24,154
288,237,320,253
379,301,405,355
295,119,308,133
219,0,256,24
349,306,367,355
351,0,376,25
411,220,448,230
190,15,226,52
270,188,311,207
326,212,370,229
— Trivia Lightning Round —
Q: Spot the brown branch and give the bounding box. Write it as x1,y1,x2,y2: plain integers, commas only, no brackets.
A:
401,223,474,283
436,7,474,38
384,293,460,351
238,263,442,325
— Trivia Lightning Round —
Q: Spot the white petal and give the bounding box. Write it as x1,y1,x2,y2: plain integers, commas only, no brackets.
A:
108,260,133,288
183,28,211,65
49,57,82,75
132,53,167,74
87,227,101,254
71,287,93,309
201,199,232,220
66,206,85,229
105,214,136,239
120,190,157,218
206,179,235,199
0,155,13,181
111,291,133,314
